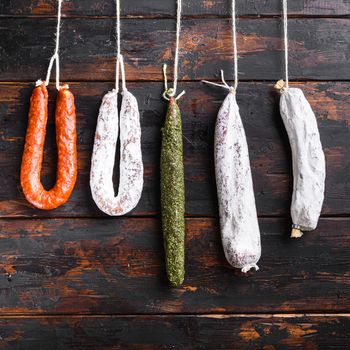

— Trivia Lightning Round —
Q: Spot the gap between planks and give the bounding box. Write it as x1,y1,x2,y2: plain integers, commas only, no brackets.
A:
1,80,350,84
0,313,349,319
0,14,348,20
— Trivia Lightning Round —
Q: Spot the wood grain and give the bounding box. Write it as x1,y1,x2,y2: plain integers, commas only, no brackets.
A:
0,19,349,82
0,1,349,348
1,0,349,17
1,82,349,218
0,314,349,349
0,217,349,315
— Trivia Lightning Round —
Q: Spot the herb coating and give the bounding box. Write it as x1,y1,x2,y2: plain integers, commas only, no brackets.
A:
160,97,185,287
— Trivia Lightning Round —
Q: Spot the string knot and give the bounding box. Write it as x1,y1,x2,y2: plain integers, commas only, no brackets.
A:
202,70,236,93
162,0,185,102
274,79,288,93
166,88,175,97
201,0,238,92
162,64,185,101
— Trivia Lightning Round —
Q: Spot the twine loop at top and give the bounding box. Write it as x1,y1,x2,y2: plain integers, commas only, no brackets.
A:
162,0,185,101
45,0,63,90
201,0,238,93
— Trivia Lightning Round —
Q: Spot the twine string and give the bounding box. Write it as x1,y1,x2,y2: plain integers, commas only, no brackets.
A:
283,0,289,88
274,0,289,91
201,0,238,92
231,0,238,90
45,0,62,90
163,0,185,100
116,0,121,58
201,70,235,93
115,0,127,93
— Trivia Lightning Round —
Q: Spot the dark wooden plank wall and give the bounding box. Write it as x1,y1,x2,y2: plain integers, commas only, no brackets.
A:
0,1,349,349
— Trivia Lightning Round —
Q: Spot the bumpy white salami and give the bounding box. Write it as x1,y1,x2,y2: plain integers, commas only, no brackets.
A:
215,91,261,272
276,0,326,237
90,89,143,216
278,84,326,237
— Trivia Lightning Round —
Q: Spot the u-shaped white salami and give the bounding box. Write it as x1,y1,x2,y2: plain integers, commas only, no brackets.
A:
90,89,143,216
215,92,261,272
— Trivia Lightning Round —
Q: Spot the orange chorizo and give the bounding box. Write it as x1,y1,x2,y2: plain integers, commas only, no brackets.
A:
20,82,77,210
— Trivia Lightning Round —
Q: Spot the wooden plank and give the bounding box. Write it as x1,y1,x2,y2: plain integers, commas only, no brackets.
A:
1,0,349,17
0,217,349,315
0,314,349,349
0,18,349,81
0,82,349,218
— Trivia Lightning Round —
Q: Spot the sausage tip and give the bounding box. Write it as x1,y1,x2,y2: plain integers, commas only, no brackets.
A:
291,228,304,238
241,264,259,274
274,79,286,91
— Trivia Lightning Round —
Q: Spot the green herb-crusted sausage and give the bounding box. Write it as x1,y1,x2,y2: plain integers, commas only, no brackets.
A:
160,97,185,287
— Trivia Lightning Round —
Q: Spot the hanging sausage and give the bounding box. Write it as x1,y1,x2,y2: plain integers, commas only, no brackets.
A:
90,0,143,216
20,0,77,210
202,0,261,272
274,0,326,238
161,0,186,287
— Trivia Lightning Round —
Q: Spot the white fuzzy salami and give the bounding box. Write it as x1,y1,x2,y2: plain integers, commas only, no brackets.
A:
276,0,326,237
90,89,143,216
215,91,261,272
279,87,325,237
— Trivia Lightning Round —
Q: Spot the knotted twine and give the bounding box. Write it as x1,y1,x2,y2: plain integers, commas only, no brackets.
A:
275,0,290,91
115,0,127,93
202,0,238,92
163,0,185,101
43,0,63,90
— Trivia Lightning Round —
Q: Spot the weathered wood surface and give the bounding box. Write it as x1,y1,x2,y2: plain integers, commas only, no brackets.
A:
0,82,349,218
0,217,349,315
0,315,349,350
0,19,349,81
1,0,349,17
0,1,349,348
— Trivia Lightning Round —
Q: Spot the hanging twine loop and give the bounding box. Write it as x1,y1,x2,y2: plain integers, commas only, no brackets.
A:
163,0,185,101
114,0,127,93
116,54,127,93
201,0,238,93
44,0,63,90
275,0,289,92
163,64,185,101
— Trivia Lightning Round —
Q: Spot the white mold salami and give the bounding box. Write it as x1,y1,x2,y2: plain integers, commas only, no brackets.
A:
215,91,261,272
279,86,326,237
90,89,143,216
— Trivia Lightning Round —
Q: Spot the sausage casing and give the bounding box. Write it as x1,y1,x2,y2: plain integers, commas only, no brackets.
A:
160,97,185,287
20,83,77,210
279,88,326,234
215,92,261,272
90,89,143,216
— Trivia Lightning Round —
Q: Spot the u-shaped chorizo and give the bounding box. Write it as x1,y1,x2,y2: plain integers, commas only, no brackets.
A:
20,82,77,210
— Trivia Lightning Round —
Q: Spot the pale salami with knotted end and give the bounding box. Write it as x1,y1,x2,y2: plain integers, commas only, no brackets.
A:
90,89,143,216
279,88,325,236
215,91,261,273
